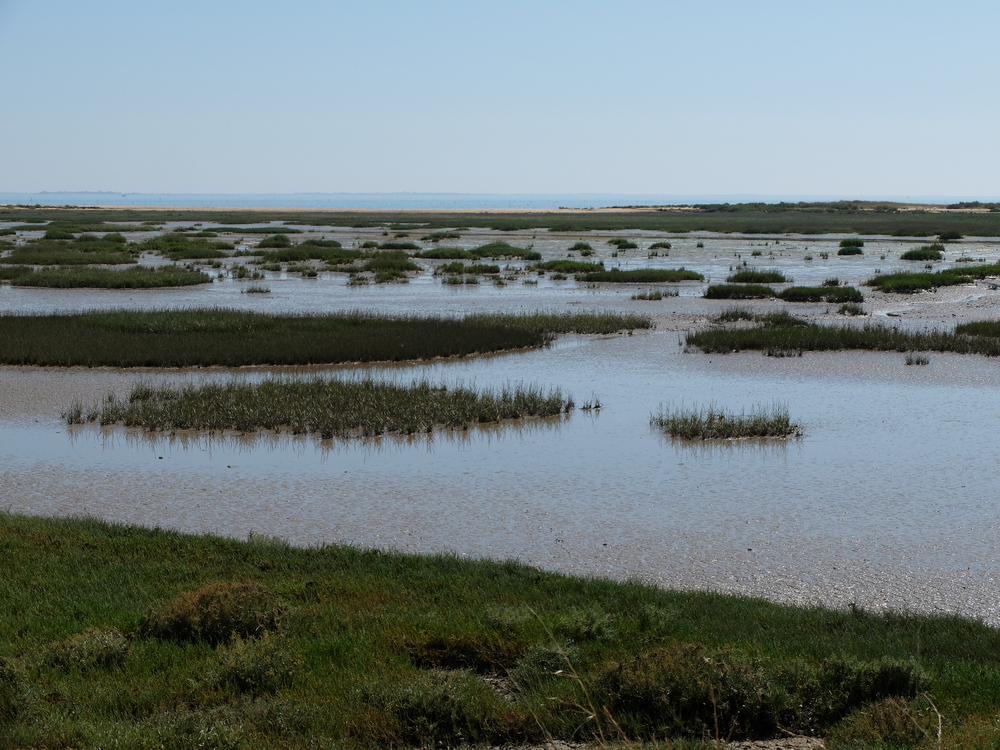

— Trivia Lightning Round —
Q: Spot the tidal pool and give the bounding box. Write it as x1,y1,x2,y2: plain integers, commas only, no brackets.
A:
3,229,1000,624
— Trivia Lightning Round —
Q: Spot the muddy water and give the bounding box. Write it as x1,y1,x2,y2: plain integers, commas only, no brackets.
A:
4,231,1000,623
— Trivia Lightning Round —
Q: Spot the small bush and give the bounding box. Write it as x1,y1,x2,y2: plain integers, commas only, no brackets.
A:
258,234,292,249
370,670,514,747
508,640,579,692
568,241,593,254
43,227,76,240
649,241,672,250
48,627,131,671
838,246,864,256
608,237,638,249
938,230,963,241
142,581,286,645
0,657,26,726
901,243,944,261
206,633,300,694
840,238,865,248
822,277,840,287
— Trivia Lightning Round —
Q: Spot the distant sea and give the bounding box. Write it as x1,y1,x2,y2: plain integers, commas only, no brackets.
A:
2,192,986,210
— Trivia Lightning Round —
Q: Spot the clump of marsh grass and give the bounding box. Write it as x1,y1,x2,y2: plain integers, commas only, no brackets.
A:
778,286,864,303
579,268,703,283
469,242,541,260
651,403,799,440
11,266,211,289
79,379,575,439
905,354,930,365
725,268,787,284
840,238,865,248
2,310,644,367
607,238,638,249
416,247,474,259
688,317,1000,358
838,246,864,256
704,284,775,299
631,289,676,300
901,244,945,261
568,241,594,255
243,284,270,294
534,260,603,273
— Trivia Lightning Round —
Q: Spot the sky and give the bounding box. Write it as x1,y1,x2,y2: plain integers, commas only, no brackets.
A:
1,0,998,198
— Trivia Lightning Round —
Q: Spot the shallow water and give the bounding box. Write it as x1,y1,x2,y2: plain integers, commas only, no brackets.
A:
4,230,1000,624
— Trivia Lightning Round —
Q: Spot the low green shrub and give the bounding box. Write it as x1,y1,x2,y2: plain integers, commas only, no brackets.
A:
837,246,863,256
142,581,286,645
579,268,703,283
839,238,864,248
206,633,300,694
48,627,131,671
779,286,863,303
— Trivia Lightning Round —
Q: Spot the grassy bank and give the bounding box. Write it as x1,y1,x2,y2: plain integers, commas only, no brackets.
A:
68,379,572,437
3,512,1000,749
0,310,650,367
687,316,1000,357
651,403,799,439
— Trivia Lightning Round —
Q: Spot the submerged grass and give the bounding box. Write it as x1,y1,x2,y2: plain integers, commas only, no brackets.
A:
652,403,799,439
70,379,573,437
0,310,650,367
7,512,1000,749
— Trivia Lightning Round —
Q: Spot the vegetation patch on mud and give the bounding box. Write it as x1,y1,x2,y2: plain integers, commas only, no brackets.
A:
651,403,799,440
67,379,574,438
689,314,1000,357
0,310,650,367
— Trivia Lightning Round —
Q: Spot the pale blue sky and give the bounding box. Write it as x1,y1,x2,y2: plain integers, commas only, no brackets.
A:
1,0,997,197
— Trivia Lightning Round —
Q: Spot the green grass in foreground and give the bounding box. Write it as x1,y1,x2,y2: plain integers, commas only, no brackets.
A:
577,268,704,283
651,403,799,439
4,512,1000,749
0,310,650,367
68,379,572,437
688,315,1000,357
9,266,211,289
